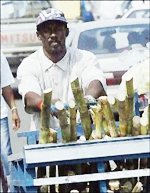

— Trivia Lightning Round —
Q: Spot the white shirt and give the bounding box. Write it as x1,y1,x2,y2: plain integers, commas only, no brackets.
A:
1,52,15,119
17,47,106,131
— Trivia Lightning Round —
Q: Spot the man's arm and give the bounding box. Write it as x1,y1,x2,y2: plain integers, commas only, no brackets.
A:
24,92,43,114
2,86,20,130
86,80,107,99
24,80,107,113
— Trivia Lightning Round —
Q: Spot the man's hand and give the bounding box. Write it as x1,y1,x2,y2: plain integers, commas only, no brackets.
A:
84,95,96,103
86,80,107,99
12,109,20,131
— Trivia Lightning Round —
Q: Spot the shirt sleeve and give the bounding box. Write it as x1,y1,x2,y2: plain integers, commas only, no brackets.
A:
78,50,107,92
119,58,150,95
1,52,14,88
17,57,42,101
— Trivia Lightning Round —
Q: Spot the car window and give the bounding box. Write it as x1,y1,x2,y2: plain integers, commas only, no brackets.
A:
127,9,150,18
77,24,149,55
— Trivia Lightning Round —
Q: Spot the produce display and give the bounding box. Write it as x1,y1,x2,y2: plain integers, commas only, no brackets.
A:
38,76,149,193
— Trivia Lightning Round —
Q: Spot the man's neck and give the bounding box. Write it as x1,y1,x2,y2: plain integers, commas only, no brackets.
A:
43,49,66,63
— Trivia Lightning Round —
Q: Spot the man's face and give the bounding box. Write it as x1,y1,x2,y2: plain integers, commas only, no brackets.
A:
37,21,67,55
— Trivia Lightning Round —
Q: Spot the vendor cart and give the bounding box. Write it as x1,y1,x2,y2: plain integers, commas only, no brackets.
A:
8,126,150,193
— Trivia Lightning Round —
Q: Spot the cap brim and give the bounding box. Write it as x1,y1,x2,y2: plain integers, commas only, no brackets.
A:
36,18,67,26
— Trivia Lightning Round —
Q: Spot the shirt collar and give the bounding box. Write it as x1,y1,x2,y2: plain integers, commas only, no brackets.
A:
40,48,70,72
57,49,70,71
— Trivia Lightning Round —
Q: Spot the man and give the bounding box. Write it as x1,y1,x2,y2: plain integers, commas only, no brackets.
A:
17,8,106,193
17,8,106,131
1,52,20,192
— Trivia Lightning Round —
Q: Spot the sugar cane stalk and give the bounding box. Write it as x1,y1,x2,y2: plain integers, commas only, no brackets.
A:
55,101,70,143
39,88,56,192
59,99,82,192
68,98,77,142
98,96,118,137
140,105,149,135
125,75,134,135
89,104,103,139
108,95,118,113
131,115,141,187
140,117,148,135
94,104,103,139
117,92,128,136
71,77,92,139
39,88,53,144
125,76,139,188
102,118,110,136
55,101,71,191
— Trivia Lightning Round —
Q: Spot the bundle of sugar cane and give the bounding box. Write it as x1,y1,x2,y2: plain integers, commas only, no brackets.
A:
59,99,86,192
68,98,77,142
56,100,82,192
71,77,92,140
98,96,118,138
116,91,132,187
125,76,142,188
117,92,128,137
39,88,57,144
89,104,103,140
125,75,134,135
55,101,70,143
108,92,127,178
55,100,72,191
39,88,56,193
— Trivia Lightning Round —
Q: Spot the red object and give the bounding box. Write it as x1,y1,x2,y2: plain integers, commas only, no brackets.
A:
106,70,126,86
37,100,43,111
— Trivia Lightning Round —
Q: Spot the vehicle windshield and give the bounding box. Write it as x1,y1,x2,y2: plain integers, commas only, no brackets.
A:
77,24,149,55
1,1,51,21
126,9,150,18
